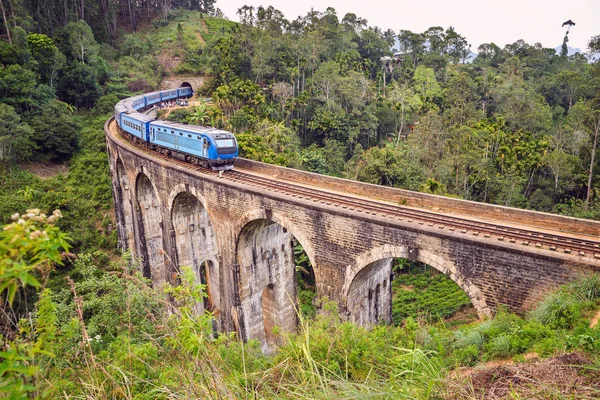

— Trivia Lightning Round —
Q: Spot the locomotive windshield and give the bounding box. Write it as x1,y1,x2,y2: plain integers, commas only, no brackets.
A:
216,138,235,148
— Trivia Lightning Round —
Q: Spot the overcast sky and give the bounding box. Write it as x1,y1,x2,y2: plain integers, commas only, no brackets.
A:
216,0,600,52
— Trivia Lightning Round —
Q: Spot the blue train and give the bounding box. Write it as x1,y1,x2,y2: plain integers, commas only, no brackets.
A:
114,86,238,170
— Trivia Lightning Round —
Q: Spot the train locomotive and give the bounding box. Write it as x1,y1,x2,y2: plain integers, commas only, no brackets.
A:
114,86,238,170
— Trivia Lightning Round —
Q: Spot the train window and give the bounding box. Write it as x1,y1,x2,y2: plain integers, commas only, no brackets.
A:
179,132,182,136
188,134,191,138
216,138,235,148
197,136,200,139
171,130,174,134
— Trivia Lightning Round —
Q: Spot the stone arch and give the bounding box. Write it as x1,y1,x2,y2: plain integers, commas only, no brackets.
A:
115,159,136,254
232,209,317,277
234,210,317,350
180,82,192,89
135,172,165,287
169,188,220,315
343,244,490,326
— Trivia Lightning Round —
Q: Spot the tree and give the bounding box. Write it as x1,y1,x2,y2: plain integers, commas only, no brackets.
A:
271,81,293,116
354,144,425,189
0,103,34,162
57,62,101,109
544,149,577,192
476,43,505,67
420,177,447,195
187,103,209,125
0,0,11,45
443,26,469,64
589,35,600,58
58,20,98,65
27,33,66,88
341,12,367,32
387,81,421,145
0,64,38,112
491,72,552,134
31,99,80,160
422,26,445,54
397,30,425,69
444,69,478,126
569,99,600,209
356,27,390,78
413,65,442,112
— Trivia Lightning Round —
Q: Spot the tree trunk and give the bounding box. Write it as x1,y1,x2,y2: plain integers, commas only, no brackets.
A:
128,0,136,31
395,102,405,147
585,117,600,209
0,0,12,45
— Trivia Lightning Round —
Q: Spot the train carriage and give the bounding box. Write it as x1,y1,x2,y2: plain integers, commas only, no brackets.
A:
131,95,146,111
160,89,178,101
149,120,237,170
177,87,193,98
121,113,154,141
114,104,128,127
145,92,162,107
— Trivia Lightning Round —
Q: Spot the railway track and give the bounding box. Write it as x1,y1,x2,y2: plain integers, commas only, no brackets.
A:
112,120,600,259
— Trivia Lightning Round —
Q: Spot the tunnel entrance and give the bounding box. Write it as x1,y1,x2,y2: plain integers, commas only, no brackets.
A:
236,219,315,349
346,254,477,327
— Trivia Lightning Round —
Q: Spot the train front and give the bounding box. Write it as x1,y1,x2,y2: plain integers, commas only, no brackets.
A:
206,131,238,170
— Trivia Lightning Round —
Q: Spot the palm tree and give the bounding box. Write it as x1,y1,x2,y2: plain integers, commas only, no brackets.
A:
420,178,447,195
17,186,39,202
187,103,209,125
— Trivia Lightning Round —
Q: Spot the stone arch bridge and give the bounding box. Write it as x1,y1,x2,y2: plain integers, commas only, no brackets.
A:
105,118,600,349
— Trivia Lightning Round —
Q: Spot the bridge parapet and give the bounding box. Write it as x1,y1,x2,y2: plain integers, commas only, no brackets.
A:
235,158,600,238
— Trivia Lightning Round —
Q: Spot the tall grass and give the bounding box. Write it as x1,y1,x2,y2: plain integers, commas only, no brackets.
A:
25,259,600,398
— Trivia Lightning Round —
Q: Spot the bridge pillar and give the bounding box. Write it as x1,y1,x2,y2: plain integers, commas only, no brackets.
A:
236,219,297,351
169,190,220,320
346,258,393,326
135,173,168,288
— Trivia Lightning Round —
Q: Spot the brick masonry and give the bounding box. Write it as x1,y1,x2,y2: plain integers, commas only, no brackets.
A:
106,118,600,338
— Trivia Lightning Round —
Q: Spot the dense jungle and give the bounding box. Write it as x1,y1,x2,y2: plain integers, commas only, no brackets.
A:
0,0,600,397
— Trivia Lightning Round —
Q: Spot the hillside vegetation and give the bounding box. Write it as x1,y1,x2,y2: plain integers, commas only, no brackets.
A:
0,2,599,398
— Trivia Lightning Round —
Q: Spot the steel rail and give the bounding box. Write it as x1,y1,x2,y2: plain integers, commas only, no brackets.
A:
225,170,600,256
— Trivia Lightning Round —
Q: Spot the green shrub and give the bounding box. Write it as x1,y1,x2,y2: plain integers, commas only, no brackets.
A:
454,330,484,349
531,290,583,329
569,274,600,301
533,336,565,357
454,344,480,366
486,335,512,358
